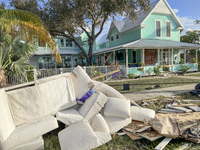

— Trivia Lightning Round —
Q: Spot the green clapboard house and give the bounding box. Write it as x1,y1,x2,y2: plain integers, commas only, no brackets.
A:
94,0,200,76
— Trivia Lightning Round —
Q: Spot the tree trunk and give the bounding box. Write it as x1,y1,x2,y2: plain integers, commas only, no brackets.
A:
0,68,7,88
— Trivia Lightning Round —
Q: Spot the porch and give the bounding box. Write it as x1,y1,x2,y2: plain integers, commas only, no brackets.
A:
93,39,200,77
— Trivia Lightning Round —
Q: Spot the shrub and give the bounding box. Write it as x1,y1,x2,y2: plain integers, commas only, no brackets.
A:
147,68,153,75
127,73,136,79
139,61,145,66
91,71,104,81
180,58,184,64
154,65,162,76
27,65,35,82
190,57,196,63
179,64,191,75
137,67,144,72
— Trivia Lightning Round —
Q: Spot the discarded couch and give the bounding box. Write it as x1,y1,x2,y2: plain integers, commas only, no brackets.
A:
1,65,155,150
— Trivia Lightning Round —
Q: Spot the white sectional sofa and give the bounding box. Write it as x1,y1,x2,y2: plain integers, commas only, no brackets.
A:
0,65,154,150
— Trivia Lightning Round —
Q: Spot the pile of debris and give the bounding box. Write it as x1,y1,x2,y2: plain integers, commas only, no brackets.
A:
120,96,200,150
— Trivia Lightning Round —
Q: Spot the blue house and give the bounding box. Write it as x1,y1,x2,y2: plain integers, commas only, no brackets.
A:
93,0,200,76
29,28,92,69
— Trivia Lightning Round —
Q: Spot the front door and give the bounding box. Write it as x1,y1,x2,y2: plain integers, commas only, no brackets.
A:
163,51,169,65
145,49,157,65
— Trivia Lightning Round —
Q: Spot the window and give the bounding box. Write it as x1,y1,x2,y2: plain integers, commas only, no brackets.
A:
74,42,78,47
66,39,73,47
156,20,161,37
38,39,46,47
166,21,171,37
132,51,136,63
111,36,114,41
60,39,64,47
116,34,119,40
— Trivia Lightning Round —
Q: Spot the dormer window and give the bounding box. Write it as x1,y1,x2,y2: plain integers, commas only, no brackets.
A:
111,36,114,41
166,21,171,37
156,20,161,37
60,39,64,47
116,34,119,40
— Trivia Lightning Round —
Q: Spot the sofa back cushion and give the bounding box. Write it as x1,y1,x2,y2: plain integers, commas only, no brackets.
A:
7,77,76,126
71,66,94,99
0,89,15,141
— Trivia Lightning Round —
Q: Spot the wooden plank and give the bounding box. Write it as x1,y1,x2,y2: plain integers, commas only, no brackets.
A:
122,130,143,140
92,69,119,80
98,51,114,71
123,121,163,142
95,54,104,65
155,138,172,150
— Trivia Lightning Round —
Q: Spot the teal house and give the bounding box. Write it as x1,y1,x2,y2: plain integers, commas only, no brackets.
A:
29,28,92,69
93,0,200,76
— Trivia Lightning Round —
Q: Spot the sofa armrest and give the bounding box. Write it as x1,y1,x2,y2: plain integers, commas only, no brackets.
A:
92,80,126,99
1,115,58,150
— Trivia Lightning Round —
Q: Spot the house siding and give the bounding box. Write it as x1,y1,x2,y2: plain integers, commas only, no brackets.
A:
142,14,179,41
109,27,141,48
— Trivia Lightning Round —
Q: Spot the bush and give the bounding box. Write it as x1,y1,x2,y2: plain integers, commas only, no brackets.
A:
154,65,162,76
27,65,35,82
179,64,191,75
91,71,104,81
127,73,136,79
147,68,153,75
139,61,145,66
190,57,196,63
180,58,184,64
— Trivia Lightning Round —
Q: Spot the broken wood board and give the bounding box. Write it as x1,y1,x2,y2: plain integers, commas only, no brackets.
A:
187,106,200,112
155,137,172,150
183,100,200,102
122,130,142,140
158,109,184,113
155,112,200,124
92,69,119,80
123,121,163,141
166,104,192,113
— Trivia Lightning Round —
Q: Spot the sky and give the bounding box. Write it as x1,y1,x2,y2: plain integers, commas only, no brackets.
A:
98,0,200,40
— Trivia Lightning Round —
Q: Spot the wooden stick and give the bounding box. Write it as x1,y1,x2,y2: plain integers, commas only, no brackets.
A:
92,69,119,80
95,54,104,65
98,51,114,72
172,104,197,107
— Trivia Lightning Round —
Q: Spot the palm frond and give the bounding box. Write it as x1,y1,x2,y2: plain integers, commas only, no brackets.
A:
9,57,29,76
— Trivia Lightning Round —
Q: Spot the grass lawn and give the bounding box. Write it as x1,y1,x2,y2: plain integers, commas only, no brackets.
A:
106,77,200,94
187,73,200,77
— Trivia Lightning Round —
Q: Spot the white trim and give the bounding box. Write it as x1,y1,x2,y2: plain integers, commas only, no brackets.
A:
132,49,137,63
155,20,162,38
165,21,171,38
120,25,147,36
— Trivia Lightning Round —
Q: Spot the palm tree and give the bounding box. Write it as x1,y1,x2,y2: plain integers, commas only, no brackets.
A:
0,5,61,87
0,25,36,88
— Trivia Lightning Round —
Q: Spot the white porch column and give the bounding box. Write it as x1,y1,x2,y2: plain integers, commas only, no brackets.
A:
113,51,115,64
171,48,174,65
157,49,160,64
103,53,106,65
196,49,198,63
168,49,171,65
177,50,180,64
142,49,145,63
125,49,128,78
184,49,186,64
161,49,163,63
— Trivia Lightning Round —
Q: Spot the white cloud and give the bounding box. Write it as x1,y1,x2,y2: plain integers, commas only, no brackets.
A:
172,9,179,14
177,15,200,35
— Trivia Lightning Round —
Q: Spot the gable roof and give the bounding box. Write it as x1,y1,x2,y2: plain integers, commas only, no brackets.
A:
106,0,184,38
97,34,109,45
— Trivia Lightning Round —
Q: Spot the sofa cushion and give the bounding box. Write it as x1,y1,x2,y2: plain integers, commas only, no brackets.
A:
130,106,155,122
90,114,110,133
1,115,58,150
0,89,15,142
7,77,76,126
95,132,112,146
78,91,108,121
103,116,132,134
56,108,83,126
71,66,95,100
58,119,99,150
103,98,130,118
